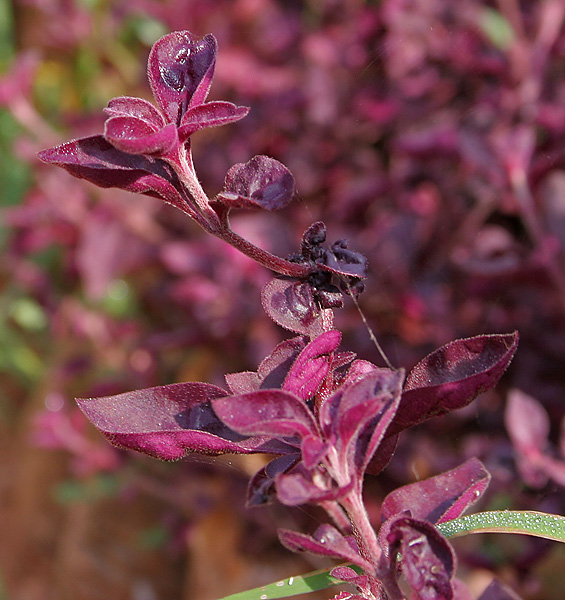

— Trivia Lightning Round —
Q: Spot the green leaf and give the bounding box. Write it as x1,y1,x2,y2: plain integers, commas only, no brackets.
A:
479,8,515,51
217,565,360,600
437,510,565,543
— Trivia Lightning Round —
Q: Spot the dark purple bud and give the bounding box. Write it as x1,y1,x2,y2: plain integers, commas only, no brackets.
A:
320,239,369,281
302,222,327,251
217,155,296,211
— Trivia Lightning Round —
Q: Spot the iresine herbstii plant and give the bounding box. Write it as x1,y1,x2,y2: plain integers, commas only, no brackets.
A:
38,31,565,600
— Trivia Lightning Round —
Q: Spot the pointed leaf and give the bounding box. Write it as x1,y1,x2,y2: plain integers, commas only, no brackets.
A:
148,31,217,123
391,332,519,435
257,336,307,387
37,136,193,213
339,370,404,473
218,155,295,211
104,96,166,128
104,117,178,155
278,525,373,572
381,458,491,525
75,383,275,460
178,101,249,139
213,389,318,438
283,330,341,401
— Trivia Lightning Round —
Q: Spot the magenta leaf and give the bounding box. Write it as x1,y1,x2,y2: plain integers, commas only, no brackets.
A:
104,96,166,127
147,31,217,123
104,117,178,155
224,371,260,395
282,330,341,401
391,332,519,435
276,463,352,505
386,516,456,600
212,389,319,439
381,458,491,525
256,336,307,387
322,368,404,474
37,136,193,213
300,435,329,469
75,382,278,460
217,155,296,211
278,525,373,571
178,101,249,139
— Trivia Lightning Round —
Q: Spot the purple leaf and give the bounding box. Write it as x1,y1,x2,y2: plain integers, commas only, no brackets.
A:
333,369,404,473
147,31,217,124
75,382,275,460
37,136,193,213
212,389,319,438
217,155,296,211
505,389,549,455
104,96,166,127
104,117,178,155
224,371,260,395
300,435,329,469
282,330,341,401
386,516,456,600
256,336,307,388
391,332,519,435
261,278,323,334
225,337,307,395
381,458,491,524
276,463,352,505
178,101,249,139
278,525,373,571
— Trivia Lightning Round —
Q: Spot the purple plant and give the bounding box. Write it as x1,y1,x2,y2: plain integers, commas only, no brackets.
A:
38,30,529,600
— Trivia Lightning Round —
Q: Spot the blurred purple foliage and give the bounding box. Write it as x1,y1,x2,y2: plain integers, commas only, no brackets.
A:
2,1,565,599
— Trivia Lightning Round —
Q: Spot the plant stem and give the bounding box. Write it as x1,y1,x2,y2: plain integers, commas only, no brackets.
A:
215,209,313,278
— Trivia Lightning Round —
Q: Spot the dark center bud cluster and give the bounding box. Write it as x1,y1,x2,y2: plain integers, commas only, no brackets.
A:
289,222,368,309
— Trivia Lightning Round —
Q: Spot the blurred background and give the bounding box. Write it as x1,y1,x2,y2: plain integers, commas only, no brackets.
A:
1,0,565,598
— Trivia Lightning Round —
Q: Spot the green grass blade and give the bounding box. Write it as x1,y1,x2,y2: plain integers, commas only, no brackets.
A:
219,511,565,599
217,564,359,600
437,510,565,542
